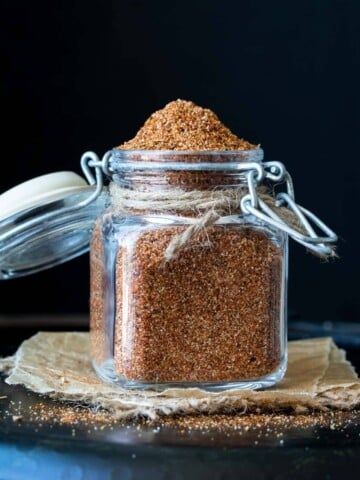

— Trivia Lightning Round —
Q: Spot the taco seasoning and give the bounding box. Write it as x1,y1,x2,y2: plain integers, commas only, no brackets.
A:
90,100,288,390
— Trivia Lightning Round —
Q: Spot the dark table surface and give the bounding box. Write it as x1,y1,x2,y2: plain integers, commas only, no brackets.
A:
1,319,360,480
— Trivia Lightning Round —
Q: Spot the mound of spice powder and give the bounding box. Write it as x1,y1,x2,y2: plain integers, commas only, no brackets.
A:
116,100,259,190
118,99,257,151
90,100,284,385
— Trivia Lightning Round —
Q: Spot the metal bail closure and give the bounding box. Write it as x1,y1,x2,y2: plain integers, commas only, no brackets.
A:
0,152,109,279
240,161,338,258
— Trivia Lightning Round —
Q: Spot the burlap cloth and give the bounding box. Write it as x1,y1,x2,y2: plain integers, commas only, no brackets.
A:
0,332,359,419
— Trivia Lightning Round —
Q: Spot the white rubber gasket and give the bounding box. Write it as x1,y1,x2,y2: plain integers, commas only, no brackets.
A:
0,171,88,221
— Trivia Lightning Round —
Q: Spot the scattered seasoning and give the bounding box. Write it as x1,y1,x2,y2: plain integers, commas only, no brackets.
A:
151,411,360,433
3,400,117,431
90,100,284,384
2,399,360,441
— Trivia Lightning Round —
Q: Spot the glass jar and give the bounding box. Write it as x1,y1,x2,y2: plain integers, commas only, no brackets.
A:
90,149,288,391
0,147,336,392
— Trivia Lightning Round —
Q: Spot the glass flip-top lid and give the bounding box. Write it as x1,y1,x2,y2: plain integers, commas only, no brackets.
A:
0,152,109,279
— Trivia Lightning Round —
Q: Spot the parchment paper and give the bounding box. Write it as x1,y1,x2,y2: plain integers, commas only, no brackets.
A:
0,332,359,419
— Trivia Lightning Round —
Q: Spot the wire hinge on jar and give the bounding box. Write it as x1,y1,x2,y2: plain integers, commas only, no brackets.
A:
240,161,337,257
81,152,338,258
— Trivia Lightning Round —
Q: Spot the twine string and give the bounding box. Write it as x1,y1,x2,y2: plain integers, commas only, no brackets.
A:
109,183,334,261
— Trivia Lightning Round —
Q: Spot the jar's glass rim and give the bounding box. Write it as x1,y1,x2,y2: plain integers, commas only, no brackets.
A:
110,148,264,172
113,148,263,158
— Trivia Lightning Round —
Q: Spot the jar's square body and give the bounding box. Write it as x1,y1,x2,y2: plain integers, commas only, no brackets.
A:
90,211,288,391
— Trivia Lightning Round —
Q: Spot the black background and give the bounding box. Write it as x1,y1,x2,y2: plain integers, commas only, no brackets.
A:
0,0,358,322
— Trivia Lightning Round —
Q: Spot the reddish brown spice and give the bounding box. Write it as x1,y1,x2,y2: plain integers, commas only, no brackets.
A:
5,399,359,440
90,100,284,384
118,99,257,151
113,227,282,382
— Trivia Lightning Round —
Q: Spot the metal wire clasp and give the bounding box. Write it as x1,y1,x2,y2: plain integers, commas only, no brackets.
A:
240,161,338,257
80,152,337,257
80,150,112,202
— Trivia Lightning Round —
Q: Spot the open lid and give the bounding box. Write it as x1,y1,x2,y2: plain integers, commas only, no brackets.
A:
0,153,109,279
